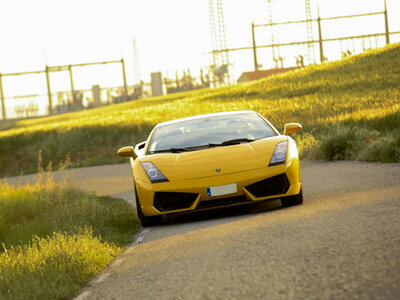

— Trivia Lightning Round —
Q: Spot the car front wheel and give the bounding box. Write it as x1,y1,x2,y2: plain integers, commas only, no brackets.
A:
281,189,303,207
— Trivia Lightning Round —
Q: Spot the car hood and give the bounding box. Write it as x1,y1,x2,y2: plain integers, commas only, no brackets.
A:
141,136,287,181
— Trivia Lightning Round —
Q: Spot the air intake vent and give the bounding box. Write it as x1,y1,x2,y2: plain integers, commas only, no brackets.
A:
197,196,251,210
154,192,198,212
245,174,290,198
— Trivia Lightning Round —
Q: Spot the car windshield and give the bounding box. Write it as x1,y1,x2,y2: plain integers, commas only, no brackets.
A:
147,112,277,154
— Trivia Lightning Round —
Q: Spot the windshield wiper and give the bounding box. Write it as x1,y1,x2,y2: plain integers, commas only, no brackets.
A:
208,138,255,147
150,138,255,154
149,147,191,154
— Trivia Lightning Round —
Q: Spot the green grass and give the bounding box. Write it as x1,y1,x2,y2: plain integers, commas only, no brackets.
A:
0,230,119,300
0,178,140,299
1,43,400,177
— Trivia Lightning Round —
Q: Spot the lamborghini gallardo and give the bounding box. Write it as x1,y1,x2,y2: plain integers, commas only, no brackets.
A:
118,111,303,227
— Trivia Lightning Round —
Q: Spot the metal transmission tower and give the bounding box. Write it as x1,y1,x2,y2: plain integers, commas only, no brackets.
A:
305,0,316,64
132,39,141,84
267,0,282,68
208,0,218,67
216,0,229,68
208,0,230,85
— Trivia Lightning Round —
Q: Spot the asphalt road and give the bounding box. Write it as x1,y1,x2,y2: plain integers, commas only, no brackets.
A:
5,161,400,299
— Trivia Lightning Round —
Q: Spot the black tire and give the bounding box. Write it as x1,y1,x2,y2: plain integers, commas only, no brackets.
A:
134,183,162,227
281,189,303,207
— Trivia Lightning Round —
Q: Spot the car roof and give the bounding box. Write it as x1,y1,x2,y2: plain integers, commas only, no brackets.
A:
156,110,259,127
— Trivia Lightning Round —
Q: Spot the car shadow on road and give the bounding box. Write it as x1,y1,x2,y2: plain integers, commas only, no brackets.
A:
162,199,284,227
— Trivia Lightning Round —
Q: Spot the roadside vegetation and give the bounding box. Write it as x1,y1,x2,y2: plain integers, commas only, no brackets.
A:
1,43,400,177
0,173,139,299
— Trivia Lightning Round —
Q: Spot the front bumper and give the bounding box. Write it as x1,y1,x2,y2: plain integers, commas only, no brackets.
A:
135,158,301,216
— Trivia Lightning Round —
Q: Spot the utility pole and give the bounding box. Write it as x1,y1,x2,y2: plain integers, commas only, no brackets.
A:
251,23,259,71
0,74,5,120
384,0,390,44
68,65,75,103
121,58,128,95
317,4,324,63
45,65,52,115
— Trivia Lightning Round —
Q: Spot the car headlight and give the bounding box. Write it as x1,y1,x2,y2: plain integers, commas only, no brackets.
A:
141,162,169,183
269,141,287,166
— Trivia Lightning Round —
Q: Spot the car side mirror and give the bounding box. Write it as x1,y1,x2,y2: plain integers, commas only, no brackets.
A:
283,123,302,135
117,146,137,159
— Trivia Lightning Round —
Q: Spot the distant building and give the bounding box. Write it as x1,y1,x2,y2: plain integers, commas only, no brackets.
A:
92,85,101,107
151,72,166,97
237,67,301,83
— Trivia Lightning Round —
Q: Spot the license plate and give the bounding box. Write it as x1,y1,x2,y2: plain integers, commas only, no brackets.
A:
206,183,237,197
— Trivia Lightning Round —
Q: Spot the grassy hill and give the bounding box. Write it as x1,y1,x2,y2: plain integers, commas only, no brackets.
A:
1,43,399,177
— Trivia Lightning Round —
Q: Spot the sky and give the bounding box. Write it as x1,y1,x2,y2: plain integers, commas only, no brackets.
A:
0,0,399,108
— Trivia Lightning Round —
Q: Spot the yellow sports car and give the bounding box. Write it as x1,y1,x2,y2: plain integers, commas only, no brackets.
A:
118,111,303,227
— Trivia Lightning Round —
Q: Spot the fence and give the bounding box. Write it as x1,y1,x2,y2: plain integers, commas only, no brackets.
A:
0,59,129,120
211,0,399,73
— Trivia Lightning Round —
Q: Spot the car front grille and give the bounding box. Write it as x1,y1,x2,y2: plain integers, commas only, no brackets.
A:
154,192,198,212
245,174,290,198
197,195,251,210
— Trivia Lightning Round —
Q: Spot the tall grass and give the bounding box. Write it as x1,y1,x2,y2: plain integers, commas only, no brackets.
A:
0,178,139,299
0,230,119,300
0,180,138,249
1,43,400,177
